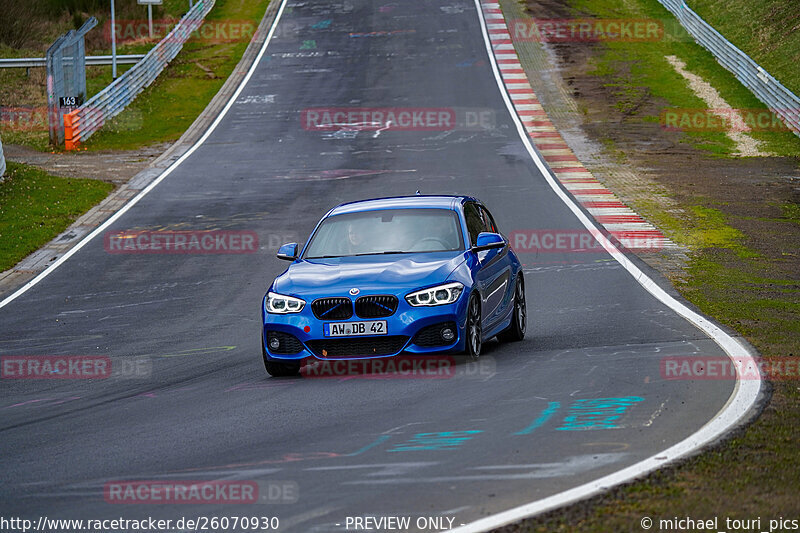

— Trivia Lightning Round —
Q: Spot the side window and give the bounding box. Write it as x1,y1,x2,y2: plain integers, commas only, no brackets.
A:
464,203,484,246
479,206,498,233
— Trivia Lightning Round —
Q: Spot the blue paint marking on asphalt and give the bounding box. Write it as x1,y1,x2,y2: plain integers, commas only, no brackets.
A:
312,19,332,29
388,431,482,452
514,401,561,435
346,435,391,456
556,396,645,431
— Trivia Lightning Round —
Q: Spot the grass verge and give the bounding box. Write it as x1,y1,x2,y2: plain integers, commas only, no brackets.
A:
0,161,113,272
685,0,799,96
565,0,800,157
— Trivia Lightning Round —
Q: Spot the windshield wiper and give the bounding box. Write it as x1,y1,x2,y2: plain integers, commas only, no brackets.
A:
352,251,410,256
308,251,412,258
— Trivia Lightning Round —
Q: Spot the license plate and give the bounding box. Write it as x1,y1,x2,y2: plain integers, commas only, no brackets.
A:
324,320,387,337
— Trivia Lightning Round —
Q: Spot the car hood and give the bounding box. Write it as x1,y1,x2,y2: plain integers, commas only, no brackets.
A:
273,252,468,295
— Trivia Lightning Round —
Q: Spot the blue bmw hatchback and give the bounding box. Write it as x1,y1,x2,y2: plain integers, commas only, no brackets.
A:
261,195,526,376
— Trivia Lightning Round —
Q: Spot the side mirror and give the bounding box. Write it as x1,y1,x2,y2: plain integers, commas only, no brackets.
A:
473,232,506,252
277,242,299,261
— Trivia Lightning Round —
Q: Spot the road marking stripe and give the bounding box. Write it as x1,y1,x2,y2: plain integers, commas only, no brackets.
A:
552,166,588,172
581,201,629,208
586,207,637,215
542,154,579,161
594,215,647,223
513,402,561,435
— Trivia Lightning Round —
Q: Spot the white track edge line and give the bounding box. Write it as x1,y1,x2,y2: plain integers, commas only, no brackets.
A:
0,0,289,311
447,1,763,532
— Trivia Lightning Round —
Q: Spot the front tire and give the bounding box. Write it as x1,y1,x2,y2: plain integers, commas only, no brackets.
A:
262,340,300,377
498,275,526,342
464,294,482,359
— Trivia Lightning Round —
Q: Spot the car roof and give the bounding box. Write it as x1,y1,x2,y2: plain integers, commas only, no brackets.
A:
328,195,480,216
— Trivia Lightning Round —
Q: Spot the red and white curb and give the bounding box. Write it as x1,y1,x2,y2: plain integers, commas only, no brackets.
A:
482,2,675,252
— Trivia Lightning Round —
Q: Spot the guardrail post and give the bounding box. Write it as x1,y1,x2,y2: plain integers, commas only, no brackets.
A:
64,112,77,151
0,135,6,178
46,35,66,146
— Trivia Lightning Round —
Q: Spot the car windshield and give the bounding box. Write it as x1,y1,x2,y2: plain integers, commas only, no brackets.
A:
303,208,464,258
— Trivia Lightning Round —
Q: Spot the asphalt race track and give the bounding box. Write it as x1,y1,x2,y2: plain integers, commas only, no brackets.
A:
0,0,753,531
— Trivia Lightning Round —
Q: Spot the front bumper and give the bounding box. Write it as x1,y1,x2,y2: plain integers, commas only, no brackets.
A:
262,294,468,362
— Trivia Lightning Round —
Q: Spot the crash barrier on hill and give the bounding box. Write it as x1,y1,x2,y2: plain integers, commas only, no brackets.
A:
657,0,800,137
64,0,215,149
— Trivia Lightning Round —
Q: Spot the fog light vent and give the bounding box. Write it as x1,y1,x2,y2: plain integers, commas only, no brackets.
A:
441,327,455,342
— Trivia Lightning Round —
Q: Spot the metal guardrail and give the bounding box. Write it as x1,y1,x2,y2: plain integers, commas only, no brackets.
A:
0,136,6,177
64,0,215,149
658,0,800,137
0,55,145,69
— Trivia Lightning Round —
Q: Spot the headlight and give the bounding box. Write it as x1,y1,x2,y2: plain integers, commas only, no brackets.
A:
265,292,306,314
406,282,464,307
